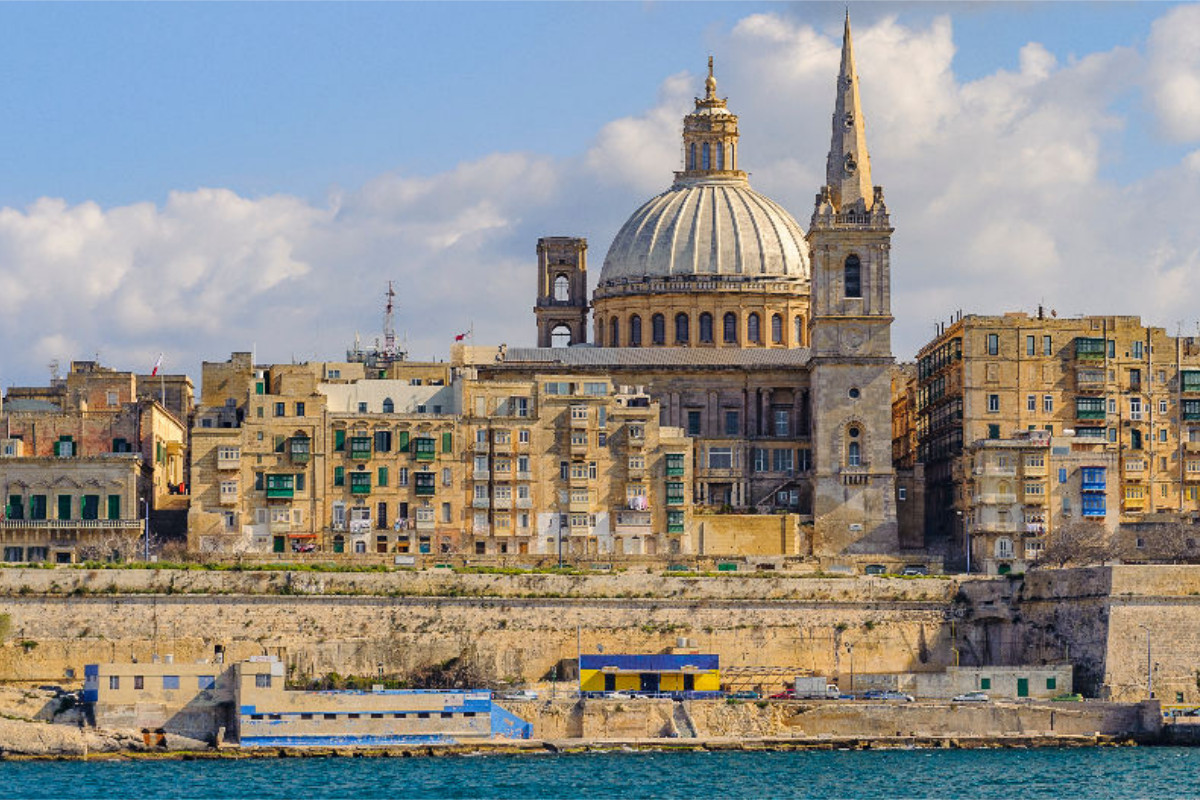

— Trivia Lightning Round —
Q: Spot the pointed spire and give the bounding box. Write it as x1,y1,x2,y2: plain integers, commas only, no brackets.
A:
825,11,874,212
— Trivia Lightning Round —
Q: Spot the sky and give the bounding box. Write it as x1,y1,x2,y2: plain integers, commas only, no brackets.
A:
2,1,1199,390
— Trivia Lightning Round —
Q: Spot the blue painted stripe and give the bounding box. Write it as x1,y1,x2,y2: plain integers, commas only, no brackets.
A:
240,734,456,748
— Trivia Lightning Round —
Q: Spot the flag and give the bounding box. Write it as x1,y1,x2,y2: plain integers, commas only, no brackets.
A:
151,353,163,376
454,332,469,341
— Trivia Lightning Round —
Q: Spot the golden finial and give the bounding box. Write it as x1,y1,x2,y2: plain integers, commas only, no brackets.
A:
705,56,717,99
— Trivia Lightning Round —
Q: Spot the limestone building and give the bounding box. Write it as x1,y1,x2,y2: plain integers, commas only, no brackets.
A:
1,361,187,562
908,312,1200,563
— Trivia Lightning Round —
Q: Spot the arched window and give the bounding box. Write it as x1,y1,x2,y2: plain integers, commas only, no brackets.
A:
699,312,714,343
609,317,619,348
689,143,696,170
844,255,862,298
717,143,725,170
771,314,783,344
723,312,738,344
675,313,689,344
551,325,572,348
382,398,394,414
630,315,642,347
794,315,804,345
651,313,666,345
702,142,711,170
747,313,761,343
848,441,861,467
996,538,1014,559
553,274,570,302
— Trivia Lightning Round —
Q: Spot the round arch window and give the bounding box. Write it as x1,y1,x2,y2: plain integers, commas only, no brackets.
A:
848,426,860,439
848,387,860,399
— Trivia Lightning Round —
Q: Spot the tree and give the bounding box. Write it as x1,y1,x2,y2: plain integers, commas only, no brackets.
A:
1031,518,1117,569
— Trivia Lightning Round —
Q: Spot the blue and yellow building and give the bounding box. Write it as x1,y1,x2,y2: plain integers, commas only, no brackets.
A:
579,653,720,697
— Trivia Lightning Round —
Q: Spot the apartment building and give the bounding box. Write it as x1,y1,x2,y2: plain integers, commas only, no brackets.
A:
909,312,1200,561
1,361,187,562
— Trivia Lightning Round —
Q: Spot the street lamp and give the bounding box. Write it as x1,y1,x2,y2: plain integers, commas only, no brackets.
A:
845,642,855,693
1138,624,1153,699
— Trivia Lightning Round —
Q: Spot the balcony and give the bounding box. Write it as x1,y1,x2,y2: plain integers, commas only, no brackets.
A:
1075,410,1106,421
515,470,532,482
473,439,489,453
290,439,311,464
1074,369,1107,390
492,438,512,454
269,519,291,534
0,519,142,530
472,469,490,481
977,465,1017,477
627,432,645,449
413,439,436,462
568,497,591,513
665,456,686,477
349,437,372,461
216,453,240,470
515,497,532,509
219,489,238,506
667,523,685,534
1074,337,1106,360
1184,441,1200,453
569,437,589,455
570,408,589,428
472,496,490,509
492,497,512,511
973,493,1018,505
414,483,436,498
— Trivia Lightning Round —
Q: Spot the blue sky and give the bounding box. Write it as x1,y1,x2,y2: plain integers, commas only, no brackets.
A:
1,2,1198,387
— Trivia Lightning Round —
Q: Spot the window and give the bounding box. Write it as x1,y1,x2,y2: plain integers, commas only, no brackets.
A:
773,408,790,437
1026,335,1035,356
1043,395,1053,413
795,315,804,345
334,430,346,451
1131,429,1143,450
651,313,665,345
374,430,392,453
988,394,1000,413
687,410,701,436
747,313,761,343
987,334,999,356
724,411,740,436
255,674,271,688
708,447,733,469
1160,400,1168,414
198,675,215,690
723,312,738,344
295,402,305,417
988,424,1000,440
699,313,713,343
1043,335,1052,355
109,676,120,690
1130,397,1143,421
773,448,794,472
273,402,285,417
674,313,689,344
1027,395,1036,412
377,467,388,487
847,442,861,467
629,315,642,346
898,487,907,501
753,448,768,472
771,314,783,344
163,676,180,690
609,317,619,347
844,255,862,298
1132,340,1144,359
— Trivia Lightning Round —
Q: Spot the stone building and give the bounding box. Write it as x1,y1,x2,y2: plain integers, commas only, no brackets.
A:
965,430,1120,575
907,311,1200,564
1,361,187,562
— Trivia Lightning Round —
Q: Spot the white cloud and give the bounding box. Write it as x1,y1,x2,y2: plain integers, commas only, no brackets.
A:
1147,4,1200,141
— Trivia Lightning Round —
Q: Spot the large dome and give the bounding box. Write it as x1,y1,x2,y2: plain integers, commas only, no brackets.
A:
599,175,810,285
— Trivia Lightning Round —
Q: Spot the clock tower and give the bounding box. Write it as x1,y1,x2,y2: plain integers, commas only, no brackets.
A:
808,13,899,554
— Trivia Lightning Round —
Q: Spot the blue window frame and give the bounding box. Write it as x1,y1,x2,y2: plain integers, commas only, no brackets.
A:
1058,468,1067,484
1081,495,1106,517
162,675,180,690
198,675,215,690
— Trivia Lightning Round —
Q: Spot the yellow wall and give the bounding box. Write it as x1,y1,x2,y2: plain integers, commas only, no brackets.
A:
580,669,720,693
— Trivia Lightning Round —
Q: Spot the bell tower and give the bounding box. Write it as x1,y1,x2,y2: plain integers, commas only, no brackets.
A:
535,237,589,347
808,13,899,555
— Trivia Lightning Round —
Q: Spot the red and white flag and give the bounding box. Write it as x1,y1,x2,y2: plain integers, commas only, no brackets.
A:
454,331,469,341
151,353,163,376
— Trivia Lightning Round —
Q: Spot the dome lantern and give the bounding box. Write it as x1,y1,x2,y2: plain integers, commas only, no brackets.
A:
677,57,743,180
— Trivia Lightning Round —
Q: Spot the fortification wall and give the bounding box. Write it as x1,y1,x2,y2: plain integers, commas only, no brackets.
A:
0,569,958,688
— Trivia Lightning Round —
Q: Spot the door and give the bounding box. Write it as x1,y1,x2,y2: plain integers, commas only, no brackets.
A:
604,674,616,692
272,536,285,553
1017,678,1029,698
332,535,345,554
639,673,660,694
684,674,695,692
377,502,388,529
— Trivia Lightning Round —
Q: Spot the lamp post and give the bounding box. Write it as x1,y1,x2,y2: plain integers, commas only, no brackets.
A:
845,642,855,693
1138,624,1153,698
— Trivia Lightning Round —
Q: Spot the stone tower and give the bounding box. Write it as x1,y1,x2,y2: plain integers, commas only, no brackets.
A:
807,14,899,554
535,237,589,347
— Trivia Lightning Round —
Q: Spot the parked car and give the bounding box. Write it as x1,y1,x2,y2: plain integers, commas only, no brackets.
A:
728,691,761,700
500,689,539,701
880,691,915,701
902,565,928,576
859,690,887,700
769,691,793,700
863,564,886,575
953,692,990,702
1050,693,1083,702
605,692,633,700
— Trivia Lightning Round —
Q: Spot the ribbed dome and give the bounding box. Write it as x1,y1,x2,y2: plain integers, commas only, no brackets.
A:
599,176,810,285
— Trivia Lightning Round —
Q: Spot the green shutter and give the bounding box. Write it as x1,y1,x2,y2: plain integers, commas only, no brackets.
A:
398,431,410,452
442,432,453,453
57,495,72,521
378,466,389,487
334,430,346,451
107,495,121,521
334,467,345,487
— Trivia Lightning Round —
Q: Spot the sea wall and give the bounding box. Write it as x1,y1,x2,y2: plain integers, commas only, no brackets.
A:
0,568,958,687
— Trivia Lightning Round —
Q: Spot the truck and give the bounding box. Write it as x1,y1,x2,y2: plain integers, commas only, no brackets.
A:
793,676,840,699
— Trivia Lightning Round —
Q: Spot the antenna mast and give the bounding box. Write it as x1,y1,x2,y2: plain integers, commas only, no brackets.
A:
383,281,398,360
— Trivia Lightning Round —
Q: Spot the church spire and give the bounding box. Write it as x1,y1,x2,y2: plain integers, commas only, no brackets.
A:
824,11,874,212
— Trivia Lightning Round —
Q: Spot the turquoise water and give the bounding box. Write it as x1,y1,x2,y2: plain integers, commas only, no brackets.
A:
3,748,1199,799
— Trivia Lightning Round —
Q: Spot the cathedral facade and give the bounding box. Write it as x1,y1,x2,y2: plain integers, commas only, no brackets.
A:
514,16,899,555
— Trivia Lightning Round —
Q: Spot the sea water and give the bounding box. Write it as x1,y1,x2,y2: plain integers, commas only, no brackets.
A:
3,748,1199,799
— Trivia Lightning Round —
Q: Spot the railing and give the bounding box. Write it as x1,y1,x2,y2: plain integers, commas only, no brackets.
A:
515,497,532,509
473,440,489,453
0,519,142,529
472,470,490,481
973,494,1018,505
216,455,240,470
515,471,532,482
472,497,489,509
